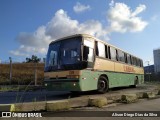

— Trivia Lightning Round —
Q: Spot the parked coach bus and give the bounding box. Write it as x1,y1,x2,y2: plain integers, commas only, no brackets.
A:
44,34,144,93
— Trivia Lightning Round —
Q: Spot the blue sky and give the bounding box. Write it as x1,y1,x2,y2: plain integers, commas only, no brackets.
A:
0,0,160,66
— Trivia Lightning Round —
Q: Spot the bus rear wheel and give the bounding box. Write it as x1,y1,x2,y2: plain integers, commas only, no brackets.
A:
130,76,138,88
97,76,109,94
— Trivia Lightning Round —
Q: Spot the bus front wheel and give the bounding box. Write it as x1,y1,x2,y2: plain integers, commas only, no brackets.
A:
97,76,109,94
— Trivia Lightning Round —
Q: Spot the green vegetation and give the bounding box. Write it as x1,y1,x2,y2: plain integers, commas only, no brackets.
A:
26,55,41,63
143,92,156,98
0,85,43,92
47,100,70,111
88,97,107,108
121,94,138,103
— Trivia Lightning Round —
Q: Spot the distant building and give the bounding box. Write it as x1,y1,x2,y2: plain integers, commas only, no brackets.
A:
144,65,154,74
153,48,160,73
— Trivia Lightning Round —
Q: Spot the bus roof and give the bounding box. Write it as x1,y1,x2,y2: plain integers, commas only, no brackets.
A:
49,34,142,61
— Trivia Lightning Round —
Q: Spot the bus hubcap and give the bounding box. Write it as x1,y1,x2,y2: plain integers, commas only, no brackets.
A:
99,81,105,89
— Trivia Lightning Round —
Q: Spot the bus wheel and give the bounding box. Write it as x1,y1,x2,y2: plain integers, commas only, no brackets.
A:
97,76,109,94
131,76,138,88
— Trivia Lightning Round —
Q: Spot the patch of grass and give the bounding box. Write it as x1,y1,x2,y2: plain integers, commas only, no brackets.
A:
0,86,20,92
47,101,70,111
143,92,156,98
121,94,138,103
0,63,44,85
0,85,43,92
88,97,107,108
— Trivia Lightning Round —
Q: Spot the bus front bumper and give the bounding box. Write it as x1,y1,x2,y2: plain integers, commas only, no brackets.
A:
44,79,81,91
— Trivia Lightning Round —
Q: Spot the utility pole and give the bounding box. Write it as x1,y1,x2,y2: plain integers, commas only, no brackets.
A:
34,62,37,86
9,57,12,84
0,59,1,77
145,60,151,82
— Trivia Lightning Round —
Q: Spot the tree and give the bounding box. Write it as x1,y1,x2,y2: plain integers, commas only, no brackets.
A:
26,55,41,63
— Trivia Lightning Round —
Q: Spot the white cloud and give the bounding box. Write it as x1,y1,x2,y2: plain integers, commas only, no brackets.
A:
107,2,148,33
45,9,108,40
10,50,29,57
73,2,91,13
10,9,108,57
109,0,114,7
10,25,51,57
10,2,148,57
131,4,146,17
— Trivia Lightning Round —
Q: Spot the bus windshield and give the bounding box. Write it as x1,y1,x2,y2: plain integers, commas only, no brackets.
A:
45,37,82,71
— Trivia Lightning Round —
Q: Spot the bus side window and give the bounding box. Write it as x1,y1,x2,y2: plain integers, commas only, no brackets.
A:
130,56,132,65
135,58,138,66
105,45,108,58
127,54,131,64
138,59,141,67
108,46,111,59
141,60,143,67
110,47,116,61
118,50,124,62
124,53,128,63
97,42,106,58
116,49,119,61
132,56,135,65
95,41,99,56
134,57,136,66
83,46,94,62
137,59,139,66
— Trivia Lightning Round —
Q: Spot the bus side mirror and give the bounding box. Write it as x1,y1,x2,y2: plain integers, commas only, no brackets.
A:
83,46,89,61
84,46,89,54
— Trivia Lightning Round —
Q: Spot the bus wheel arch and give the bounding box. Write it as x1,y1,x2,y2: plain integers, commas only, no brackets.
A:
97,75,109,94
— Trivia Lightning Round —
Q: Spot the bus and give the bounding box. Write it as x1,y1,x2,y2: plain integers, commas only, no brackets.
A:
44,34,144,93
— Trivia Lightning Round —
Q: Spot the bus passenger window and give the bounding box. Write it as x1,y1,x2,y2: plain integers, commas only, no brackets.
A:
130,56,132,65
127,54,131,64
141,60,143,67
108,46,111,59
95,41,99,56
135,58,138,66
132,57,135,65
138,59,141,67
105,45,108,58
116,49,119,61
110,47,116,61
133,57,136,66
98,42,105,58
124,53,128,63
118,50,125,62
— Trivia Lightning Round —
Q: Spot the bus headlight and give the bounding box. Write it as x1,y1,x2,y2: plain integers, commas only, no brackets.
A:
67,75,79,79
73,83,76,86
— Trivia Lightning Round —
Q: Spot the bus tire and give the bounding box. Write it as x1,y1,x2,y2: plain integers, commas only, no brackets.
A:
97,76,109,94
131,76,138,88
